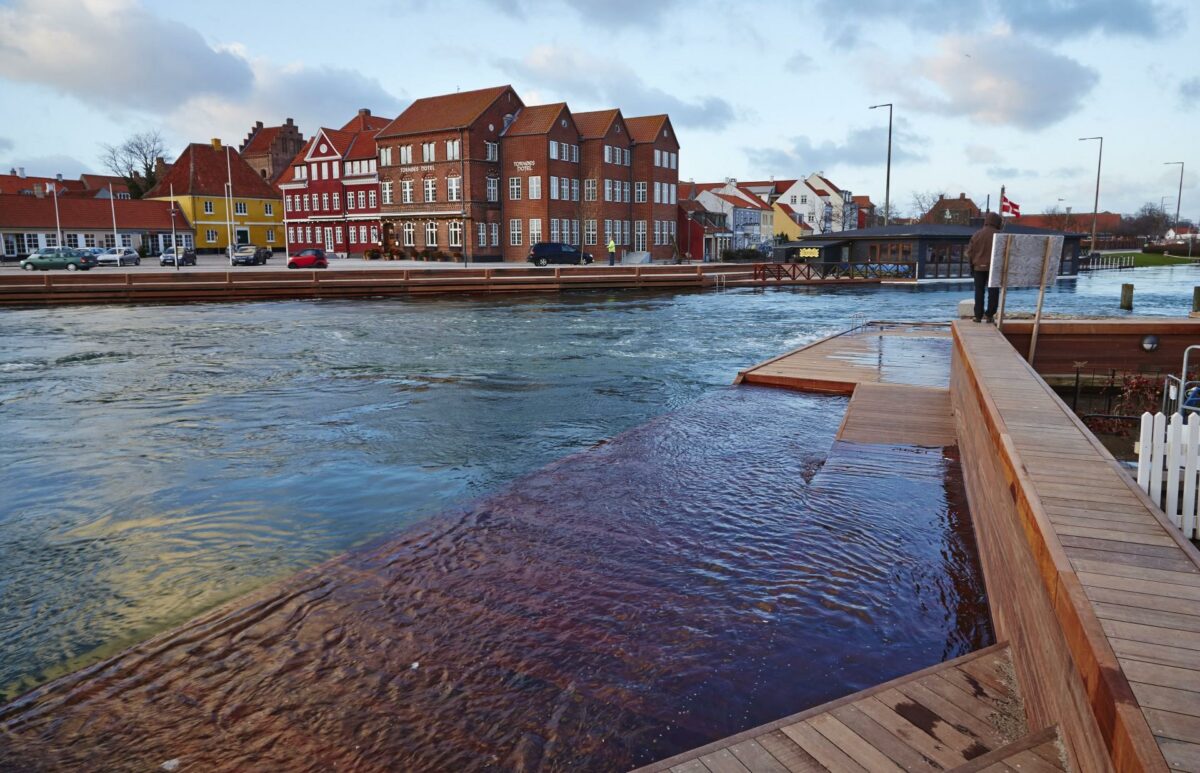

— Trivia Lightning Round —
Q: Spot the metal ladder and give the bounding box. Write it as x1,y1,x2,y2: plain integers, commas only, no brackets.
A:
1163,345,1200,416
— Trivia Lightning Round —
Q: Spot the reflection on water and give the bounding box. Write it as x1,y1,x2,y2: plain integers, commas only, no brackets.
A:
0,387,990,771
0,266,1190,700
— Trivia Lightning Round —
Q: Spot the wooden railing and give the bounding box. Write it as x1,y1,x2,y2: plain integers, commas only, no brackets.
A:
751,261,916,282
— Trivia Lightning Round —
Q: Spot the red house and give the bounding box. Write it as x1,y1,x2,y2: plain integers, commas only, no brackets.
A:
278,109,391,258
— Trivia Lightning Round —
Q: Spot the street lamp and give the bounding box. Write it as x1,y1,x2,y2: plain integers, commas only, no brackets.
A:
1079,136,1103,253
870,103,893,226
1165,161,1185,227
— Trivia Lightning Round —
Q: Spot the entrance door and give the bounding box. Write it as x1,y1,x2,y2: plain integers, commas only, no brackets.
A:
235,227,250,246
324,227,334,253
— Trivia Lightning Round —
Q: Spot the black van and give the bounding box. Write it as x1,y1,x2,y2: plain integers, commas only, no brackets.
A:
527,242,593,266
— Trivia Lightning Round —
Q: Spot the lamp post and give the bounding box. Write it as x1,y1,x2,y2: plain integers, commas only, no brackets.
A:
1165,161,1184,227
869,103,892,226
1079,136,1103,254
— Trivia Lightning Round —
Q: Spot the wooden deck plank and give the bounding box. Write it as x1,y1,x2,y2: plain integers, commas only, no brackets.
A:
837,383,957,447
755,730,824,773
727,740,791,773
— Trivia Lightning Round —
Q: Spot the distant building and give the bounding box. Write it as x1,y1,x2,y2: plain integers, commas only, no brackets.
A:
692,180,773,252
1167,225,1197,242
677,197,730,261
920,193,981,226
1,169,85,197
240,118,305,184
0,194,193,258
852,195,875,228
773,201,814,241
145,138,284,254
1010,211,1121,235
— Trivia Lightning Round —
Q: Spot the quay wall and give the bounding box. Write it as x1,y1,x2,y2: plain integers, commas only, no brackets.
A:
1002,319,1200,377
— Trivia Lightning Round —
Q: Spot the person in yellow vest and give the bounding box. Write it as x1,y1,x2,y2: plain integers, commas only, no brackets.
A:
607,238,617,266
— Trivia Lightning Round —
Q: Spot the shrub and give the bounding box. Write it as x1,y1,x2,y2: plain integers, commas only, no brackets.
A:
363,248,382,260
720,248,765,263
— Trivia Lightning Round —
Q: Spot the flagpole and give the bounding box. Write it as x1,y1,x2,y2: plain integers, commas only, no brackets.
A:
225,145,235,264
170,183,178,272
51,183,62,247
109,184,119,258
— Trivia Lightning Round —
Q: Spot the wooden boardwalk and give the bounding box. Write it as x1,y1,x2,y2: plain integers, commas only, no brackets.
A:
736,323,951,394
955,322,1200,772
838,383,957,447
635,644,1064,773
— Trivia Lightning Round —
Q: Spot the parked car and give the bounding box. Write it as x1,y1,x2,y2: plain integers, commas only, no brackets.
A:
287,248,329,269
20,247,98,271
230,245,272,266
97,247,140,266
159,246,197,266
527,242,593,266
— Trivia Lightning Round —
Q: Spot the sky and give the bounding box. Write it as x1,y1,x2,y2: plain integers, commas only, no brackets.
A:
0,0,1196,220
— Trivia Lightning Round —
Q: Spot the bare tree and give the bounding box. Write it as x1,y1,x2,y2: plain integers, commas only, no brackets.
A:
100,130,166,199
1040,205,1074,232
910,190,946,221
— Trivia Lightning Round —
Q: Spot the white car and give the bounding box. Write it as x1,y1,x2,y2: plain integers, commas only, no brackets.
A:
97,247,140,266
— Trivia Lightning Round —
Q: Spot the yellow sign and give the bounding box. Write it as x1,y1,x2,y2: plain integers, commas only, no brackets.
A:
798,248,820,258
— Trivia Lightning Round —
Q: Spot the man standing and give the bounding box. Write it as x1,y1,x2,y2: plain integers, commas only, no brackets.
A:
966,211,1003,323
607,237,617,266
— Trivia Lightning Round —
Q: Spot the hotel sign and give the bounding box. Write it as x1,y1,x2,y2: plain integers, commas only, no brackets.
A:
512,160,535,172
400,165,436,173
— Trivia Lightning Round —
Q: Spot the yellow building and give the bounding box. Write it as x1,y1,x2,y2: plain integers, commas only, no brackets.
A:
145,138,284,254
772,201,813,241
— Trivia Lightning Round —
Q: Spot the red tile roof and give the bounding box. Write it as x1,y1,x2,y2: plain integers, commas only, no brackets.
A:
777,202,798,217
275,139,316,186
0,174,85,195
811,187,829,196
736,187,771,209
339,110,391,133
741,179,797,195
79,174,131,194
852,195,874,208
144,141,281,200
626,115,668,144
241,125,281,156
573,109,621,139
816,175,841,195
0,193,192,230
714,192,768,211
505,103,570,136
1010,212,1121,233
377,85,518,138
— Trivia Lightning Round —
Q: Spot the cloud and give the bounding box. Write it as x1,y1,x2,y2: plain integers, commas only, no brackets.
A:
0,0,252,113
481,0,681,27
1182,77,1200,108
1,154,90,177
0,138,13,155
745,119,928,173
497,45,734,130
987,166,1039,179
818,0,1169,43
898,33,1099,130
965,144,1000,164
784,51,813,71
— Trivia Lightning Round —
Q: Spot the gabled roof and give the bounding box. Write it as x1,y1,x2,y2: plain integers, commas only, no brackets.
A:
0,174,85,195
573,109,622,139
79,173,130,193
742,179,797,195
714,192,763,210
340,110,390,133
505,103,570,136
852,195,874,208
735,187,771,210
0,194,192,230
377,85,518,138
275,138,316,186
144,142,280,200
815,175,841,195
309,128,357,159
241,125,282,156
625,114,669,143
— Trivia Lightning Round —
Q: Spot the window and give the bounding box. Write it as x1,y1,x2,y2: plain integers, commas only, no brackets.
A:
236,200,249,215
486,177,499,202
790,194,797,204
266,228,275,243
571,219,579,246
635,182,647,203
288,226,296,242
424,179,436,203
425,221,438,247
654,149,662,167
448,176,461,202
379,147,392,167
623,148,630,166
102,233,115,249
370,226,379,243
206,229,217,243
807,213,814,223
529,218,542,245
572,179,580,201
368,190,378,208
549,140,558,160
321,193,329,211
120,234,132,248
670,184,677,205
550,176,559,200
349,226,357,244
306,226,313,242
571,144,579,163
509,219,522,246
654,221,661,246
585,179,596,201
800,195,807,204
529,176,541,200
623,220,631,247
403,222,415,246
604,180,612,202
446,139,460,161
654,182,661,204
82,233,95,248
347,192,355,210
486,141,499,162
550,218,560,243
358,191,367,209
45,233,57,248
285,195,292,212
264,202,274,216
204,200,214,215
509,177,521,200
634,221,647,251
584,219,597,245
477,222,487,247
330,192,338,209
603,145,612,164
490,222,499,247
399,145,413,165
622,182,630,203
402,180,414,204
422,142,435,162
335,226,343,244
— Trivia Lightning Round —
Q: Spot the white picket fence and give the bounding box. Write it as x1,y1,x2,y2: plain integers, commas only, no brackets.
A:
1137,412,1200,538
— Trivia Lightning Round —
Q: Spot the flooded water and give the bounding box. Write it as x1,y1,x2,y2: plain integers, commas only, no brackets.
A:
0,387,989,771
0,265,1192,764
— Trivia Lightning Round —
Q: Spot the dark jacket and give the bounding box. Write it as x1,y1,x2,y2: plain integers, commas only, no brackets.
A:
966,212,1003,272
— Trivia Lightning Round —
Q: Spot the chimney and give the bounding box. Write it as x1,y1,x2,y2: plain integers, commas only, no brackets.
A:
154,157,168,178
33,182,44,198
7,167,14,175
286,118,294,126
255,120,263,129
358,108,370,117
18,167,25,178
56,173,63,181
959,192,965,199
211,138,222,150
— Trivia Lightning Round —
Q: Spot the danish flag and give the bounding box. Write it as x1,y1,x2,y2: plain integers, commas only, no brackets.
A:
1001,195,1021,217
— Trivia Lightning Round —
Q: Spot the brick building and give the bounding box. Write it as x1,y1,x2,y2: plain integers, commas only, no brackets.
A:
278,109,391,258
240,118,305,184
374,85,680,262
920,193,981,226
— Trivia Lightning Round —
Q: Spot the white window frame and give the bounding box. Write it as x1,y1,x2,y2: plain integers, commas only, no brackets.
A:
584,219,596,245
381,182,392,205
369,189,378,208
509,177,521,201
490,222,499,247
477,222,487,247
549,176,558,200
549,140,558,160
204,200,214,215
206,229,217,243
402,180,414,204
424,178,437,203
425,221,438,247
550,218,560,243
487,177,499,202
529,218,542,245
529,176,541,200
448,220,462,247
422,142,435,162
585,179,596,201
448,176,462,202
400,145,413,165
486,141,499,162
509,219,522,247
403,222,415,247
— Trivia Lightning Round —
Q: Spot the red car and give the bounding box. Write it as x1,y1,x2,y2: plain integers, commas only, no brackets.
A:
288,248,329,269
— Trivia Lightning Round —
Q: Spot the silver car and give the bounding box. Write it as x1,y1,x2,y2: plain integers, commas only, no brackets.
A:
97,247,141,266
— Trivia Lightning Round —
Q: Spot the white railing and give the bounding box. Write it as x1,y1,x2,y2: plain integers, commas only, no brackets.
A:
1082,254,1135,271
1137,412,1200,538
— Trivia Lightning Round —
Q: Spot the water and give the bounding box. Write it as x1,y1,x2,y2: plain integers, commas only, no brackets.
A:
0,267,1191,705
0,387,989,771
